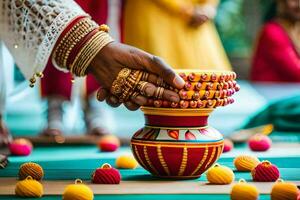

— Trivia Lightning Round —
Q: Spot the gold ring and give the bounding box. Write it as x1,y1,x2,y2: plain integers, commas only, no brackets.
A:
111,68,132,96
141,72,149,82
137,81,148,96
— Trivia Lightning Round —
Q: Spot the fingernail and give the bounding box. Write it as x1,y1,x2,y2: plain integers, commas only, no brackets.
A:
173,76,185,89
170,95,180,102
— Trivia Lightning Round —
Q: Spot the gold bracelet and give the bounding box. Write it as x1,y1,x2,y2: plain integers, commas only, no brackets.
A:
70,31,113,76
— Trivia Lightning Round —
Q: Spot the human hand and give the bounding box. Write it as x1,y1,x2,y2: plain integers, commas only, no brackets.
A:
89,42,185,110
189,9,208,28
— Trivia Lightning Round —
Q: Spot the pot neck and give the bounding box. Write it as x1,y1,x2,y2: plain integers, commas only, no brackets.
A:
144,115,209,127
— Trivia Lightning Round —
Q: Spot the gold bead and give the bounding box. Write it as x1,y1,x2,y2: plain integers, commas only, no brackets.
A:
35,72,44,78
29,83,35,88
29,77,36,83
99,24,109,32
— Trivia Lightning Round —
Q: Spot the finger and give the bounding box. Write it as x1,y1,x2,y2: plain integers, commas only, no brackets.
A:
116,44,185,89
139,82,180,102
96,88,109,102
138,54,185,89
124,101,140,111
131,95,148,106
106,95,121,107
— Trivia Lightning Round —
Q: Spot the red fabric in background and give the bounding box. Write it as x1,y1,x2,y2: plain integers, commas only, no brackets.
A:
251,21,300,82
41,0,108,100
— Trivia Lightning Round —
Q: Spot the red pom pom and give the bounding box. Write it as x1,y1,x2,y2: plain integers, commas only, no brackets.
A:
223,139,233,153
98,135,120,152
251,161,280,182
248,134,272,151
297,192,300,200
92,163,121,184
9,138,33,156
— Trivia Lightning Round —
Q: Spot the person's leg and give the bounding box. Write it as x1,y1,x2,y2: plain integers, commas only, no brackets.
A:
83,75,111,136
40,60,72,136
0,43,12,146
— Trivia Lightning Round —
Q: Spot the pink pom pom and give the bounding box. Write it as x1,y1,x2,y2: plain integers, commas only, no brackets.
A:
92,163,121,184
248,134,272,151
223,139,233,153
297,192,300,200
9,138,32,156
98,135,120,152
251,161,280,182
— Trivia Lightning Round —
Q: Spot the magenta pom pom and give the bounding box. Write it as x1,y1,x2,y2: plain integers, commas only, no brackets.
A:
251,161,280,182
92,163,121,184
223,139,233,153
9,139,33,156
248,134,272,152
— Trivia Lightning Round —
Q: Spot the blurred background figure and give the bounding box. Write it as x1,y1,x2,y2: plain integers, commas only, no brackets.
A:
251,0,300,82
40,0,112,137
123,0,232,70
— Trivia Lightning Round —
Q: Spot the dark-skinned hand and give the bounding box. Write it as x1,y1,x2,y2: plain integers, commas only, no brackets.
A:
89,42,185,111
189,9,208,28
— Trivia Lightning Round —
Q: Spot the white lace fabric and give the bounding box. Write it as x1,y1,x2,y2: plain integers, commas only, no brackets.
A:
0,0,87,79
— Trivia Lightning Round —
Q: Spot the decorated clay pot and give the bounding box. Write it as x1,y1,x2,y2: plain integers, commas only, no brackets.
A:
131,107,224,179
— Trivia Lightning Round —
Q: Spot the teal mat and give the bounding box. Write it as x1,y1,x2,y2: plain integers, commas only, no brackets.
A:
1,146,300,181
0,194,271,200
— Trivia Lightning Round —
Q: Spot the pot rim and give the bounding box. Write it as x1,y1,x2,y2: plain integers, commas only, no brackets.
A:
141,107,214,116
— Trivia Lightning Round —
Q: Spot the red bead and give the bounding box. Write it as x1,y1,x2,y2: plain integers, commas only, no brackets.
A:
195,82,202,90
189,101,197,108
251,161,280,182
188,73,195,81
162,100,170,108
179,90,187,99
153,100,163,108
179,100,189,108
211,73,217,81
170,102,178,108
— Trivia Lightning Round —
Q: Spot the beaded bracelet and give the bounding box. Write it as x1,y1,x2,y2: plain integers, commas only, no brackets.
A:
183,80,238,91
52,18,114,77
147,97,235,109
178,71,237,82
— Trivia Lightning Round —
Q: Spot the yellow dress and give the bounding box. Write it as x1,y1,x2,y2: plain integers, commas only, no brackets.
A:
124,0,231,71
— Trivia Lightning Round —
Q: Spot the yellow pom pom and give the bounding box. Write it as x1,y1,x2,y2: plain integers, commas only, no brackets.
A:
63,179,94,200
271,179,298,200
234,155,260,171
116,155,138,169
206,164,235,184
15,176,43,198
19,162,44,180
230,179,259,200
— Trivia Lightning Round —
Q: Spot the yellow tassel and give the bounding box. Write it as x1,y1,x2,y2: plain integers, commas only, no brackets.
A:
271,179,298,200
206,163,234,184
234,155,260,171
116,155,138,169
63,179,94,200
230,179,259,200
15,176,43,198
19,162,44,181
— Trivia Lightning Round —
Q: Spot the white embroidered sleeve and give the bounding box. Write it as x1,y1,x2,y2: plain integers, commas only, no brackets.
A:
0,0,87,79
